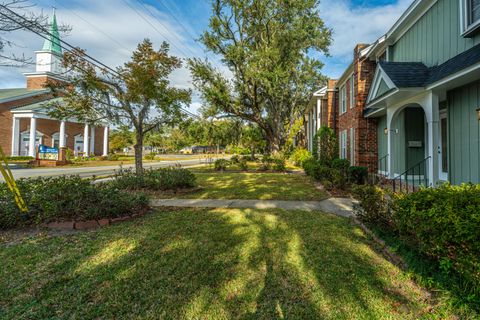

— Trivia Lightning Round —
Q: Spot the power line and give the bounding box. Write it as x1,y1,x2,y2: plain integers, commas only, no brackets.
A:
0,4,200,119
0,4,120,76
120,0,193,58
54,2,131,53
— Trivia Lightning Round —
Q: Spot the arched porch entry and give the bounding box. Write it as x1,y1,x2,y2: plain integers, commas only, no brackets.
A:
389,104,428,178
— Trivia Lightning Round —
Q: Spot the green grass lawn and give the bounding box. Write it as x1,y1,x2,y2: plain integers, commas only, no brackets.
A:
179,171,327,201
0,208,446,319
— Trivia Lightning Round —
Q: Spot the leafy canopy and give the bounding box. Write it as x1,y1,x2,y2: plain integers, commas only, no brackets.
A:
189,0,331,152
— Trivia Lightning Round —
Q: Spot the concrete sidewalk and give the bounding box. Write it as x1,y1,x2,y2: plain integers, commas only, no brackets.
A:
150,197,355,217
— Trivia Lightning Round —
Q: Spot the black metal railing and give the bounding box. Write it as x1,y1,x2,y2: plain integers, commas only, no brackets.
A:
392,156,431,193
377,154,389,177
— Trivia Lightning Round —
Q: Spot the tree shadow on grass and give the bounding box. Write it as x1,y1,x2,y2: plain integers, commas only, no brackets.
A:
1,208,431,319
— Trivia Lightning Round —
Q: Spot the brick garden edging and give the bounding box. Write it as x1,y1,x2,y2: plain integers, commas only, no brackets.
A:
44,207,150,231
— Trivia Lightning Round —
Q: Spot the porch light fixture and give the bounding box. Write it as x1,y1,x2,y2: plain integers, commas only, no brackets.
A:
477,107,480,121
384,127,388,135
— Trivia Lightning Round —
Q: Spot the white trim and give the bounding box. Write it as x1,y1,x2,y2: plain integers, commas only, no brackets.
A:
366,65,396,104
427,61,480,90
460,0,480,37
340,85,347,114
350,127,355,165
350,74,355,109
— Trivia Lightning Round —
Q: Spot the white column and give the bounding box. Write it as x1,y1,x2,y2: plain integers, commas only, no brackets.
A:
11,117,20,156
90,126,95,155
28,117,37,157
317,101,321,130
59,121,66,148
426,92,440,186
83,124,90,156
387,108,394,178
103,126,109,156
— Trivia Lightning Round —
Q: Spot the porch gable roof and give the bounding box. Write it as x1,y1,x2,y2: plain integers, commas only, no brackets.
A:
365,43,480,115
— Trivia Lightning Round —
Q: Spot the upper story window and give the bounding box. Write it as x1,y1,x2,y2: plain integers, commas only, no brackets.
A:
340,85,347,114
461,0,480,37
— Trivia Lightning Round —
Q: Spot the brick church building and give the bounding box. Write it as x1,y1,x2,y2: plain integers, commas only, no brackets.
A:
0,12,108,158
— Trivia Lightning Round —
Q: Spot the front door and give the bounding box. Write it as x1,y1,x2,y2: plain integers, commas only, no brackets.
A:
404,108,426,175
439,111,448,181
74,136,84,156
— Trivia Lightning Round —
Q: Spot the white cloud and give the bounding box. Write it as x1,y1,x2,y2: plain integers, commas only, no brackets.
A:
318,0,412,78
0,0,207,111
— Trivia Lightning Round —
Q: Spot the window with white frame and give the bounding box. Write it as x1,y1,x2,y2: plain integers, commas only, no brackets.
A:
350,75,355,109
350,128,355,164
461,0,480,36
340,130,347,159
340,85,347,114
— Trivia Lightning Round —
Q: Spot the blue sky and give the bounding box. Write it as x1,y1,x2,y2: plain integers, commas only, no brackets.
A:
0,0,412,112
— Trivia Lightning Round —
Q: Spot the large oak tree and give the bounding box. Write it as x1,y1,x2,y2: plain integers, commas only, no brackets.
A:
189,0,331,153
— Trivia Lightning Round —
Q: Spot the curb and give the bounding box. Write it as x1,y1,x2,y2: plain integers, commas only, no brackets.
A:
43,207,150,231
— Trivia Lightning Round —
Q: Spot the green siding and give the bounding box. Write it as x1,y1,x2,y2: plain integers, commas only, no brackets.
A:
377,116,388,171
391,0,480,67
392,110,406,174
448,81,480,184
375,80,390,99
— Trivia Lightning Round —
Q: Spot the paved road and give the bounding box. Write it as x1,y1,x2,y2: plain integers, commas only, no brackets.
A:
1,158,222,181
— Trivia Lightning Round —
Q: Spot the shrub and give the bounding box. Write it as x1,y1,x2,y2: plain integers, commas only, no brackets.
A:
259,155,274,171
302,158,319,177
214,159,230,171
113,167,197,191
289,147,312,167
0,176,149,229
107,153,120,161
314,126,338,165
348,166,368,185
6,156,34,161
238,158,248,171
330,168,348,190
230,155,240,164
313,165,331,181
272,158,286,172
144,153,157,161
241,155,256,162
393,183,480,292
351,184,391,226
331,158,350,172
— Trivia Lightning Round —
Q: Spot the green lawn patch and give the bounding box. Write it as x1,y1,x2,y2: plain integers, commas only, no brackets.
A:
181,171,327,201
0,208,444,319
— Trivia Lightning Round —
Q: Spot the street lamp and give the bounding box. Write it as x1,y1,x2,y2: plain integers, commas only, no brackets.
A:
476,107,480,121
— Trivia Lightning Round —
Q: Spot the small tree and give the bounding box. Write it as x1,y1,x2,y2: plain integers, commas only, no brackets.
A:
314,126,338,166
50,40,191,173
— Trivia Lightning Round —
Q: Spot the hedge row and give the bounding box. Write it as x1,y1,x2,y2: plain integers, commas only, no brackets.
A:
0,176,148,230
302,158,368,191
353,183,480,305
111,167,197,191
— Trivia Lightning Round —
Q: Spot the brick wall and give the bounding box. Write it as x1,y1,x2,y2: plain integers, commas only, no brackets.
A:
1,95,105,156
337,44,378,172
323,79,338,134
0,94,54,155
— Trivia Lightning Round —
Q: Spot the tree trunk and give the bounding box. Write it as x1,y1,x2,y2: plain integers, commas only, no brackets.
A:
134,134,144,174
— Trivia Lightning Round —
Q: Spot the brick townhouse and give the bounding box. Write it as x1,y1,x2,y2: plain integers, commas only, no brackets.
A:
0,12,108,158
336,44,378,172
